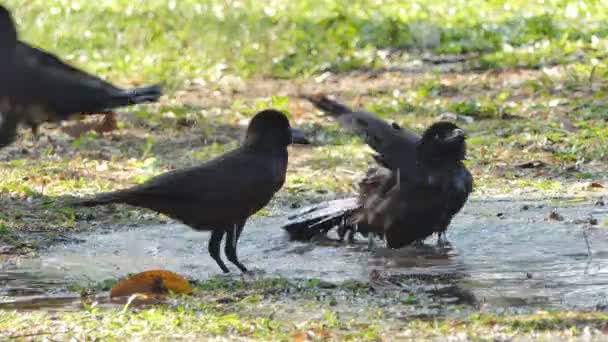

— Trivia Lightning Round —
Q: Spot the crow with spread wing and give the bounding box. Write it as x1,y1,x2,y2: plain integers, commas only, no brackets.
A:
283,95,472,248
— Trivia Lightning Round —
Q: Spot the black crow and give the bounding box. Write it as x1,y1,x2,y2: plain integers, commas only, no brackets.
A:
0,5,162,144
282,96,472,248
75,110,310,273
0,105,19,149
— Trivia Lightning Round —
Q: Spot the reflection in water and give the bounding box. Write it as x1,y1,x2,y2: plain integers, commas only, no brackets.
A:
1,199,608,312
368,244,477,309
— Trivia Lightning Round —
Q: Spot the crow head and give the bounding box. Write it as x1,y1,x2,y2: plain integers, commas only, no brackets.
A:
245,109,309,150
417,121,466,167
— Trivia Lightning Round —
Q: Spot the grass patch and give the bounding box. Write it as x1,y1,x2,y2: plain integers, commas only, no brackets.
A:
2,305,607,341
4,0,608,84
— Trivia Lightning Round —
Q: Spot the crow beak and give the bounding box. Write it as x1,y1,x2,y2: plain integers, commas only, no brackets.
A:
290,128,310,145
445,128,466,142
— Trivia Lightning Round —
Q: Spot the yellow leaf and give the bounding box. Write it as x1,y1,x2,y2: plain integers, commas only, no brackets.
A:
110,269,193,299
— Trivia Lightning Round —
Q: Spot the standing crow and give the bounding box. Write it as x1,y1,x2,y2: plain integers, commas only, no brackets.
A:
0,5,162,146
282,96,472,248
75,110,310,273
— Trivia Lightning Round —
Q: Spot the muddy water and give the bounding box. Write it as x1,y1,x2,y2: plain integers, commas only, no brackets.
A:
1,198,608,312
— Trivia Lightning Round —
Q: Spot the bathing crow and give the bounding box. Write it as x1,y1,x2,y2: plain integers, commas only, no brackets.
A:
75,110,310,273
0,5,162,144
282,96,472,248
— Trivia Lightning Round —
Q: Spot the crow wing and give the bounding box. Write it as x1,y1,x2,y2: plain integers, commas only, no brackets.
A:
307,95,420,180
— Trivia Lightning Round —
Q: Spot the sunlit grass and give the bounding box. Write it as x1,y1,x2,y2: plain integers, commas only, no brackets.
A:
5,0,608,86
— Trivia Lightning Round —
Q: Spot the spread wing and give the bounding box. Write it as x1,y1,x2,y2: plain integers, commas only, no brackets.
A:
307,95,420,180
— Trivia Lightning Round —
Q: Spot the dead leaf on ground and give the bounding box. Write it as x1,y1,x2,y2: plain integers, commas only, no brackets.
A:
95,112,118,134
291,329,333,342
61,113,118,138
291,332,309,342
110,269,193,299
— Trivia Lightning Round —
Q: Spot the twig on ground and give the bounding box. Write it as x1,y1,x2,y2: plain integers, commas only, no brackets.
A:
582,224,593,259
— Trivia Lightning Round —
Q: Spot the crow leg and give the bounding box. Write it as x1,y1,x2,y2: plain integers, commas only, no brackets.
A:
367,233,375,251
412,240,425,247
347,228,356,244
0,111,19,149
337,217,348,241
437,232,450,247
225,223,248,273
25,106,46,140
209,229,230,273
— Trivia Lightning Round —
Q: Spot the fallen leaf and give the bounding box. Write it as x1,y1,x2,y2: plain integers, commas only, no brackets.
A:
290,329,333,342
95,112,118,134
312,329,332,338
110,269,193,299
291,332,309,342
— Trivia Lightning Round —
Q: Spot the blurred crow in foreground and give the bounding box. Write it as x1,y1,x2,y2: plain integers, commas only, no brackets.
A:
283,95,472,248
0,108,19,149
75,110,310,273
0,5,162,147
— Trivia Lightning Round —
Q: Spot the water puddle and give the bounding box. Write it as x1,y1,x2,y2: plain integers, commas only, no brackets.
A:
1,198,608,313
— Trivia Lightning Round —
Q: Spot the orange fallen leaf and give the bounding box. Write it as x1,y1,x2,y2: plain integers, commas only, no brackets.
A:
95,112,119,134
291,332,309,342
110,270,193,299
291,329,332,342
591,182,604,189
311,329,332,338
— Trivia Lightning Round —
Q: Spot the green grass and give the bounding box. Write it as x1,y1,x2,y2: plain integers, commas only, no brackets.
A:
2,277,608,341
1,301,607,341
6,0,608,85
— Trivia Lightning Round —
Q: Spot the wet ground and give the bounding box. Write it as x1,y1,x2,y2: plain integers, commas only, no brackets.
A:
1,197,608,314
